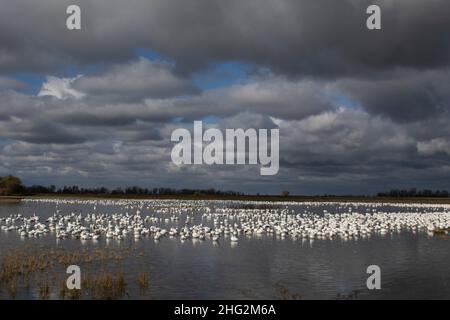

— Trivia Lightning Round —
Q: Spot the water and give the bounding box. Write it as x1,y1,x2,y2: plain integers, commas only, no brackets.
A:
0,199,449,299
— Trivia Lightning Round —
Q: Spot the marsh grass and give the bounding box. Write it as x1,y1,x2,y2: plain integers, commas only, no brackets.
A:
81,271,127,299
273,281,302,300
336,290,360,300
38,280,50,299
8,279,17,299
68,289,81,300
59,280,66,299
138,272,149,292
0,246,147,299
0,247,129,282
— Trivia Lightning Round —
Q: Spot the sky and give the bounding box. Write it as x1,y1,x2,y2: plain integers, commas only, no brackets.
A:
1,0,450,195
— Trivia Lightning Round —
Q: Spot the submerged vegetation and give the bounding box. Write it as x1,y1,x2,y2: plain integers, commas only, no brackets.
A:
0,247,150,299
138,272,149,292
0,198,449,299
273,281,302,300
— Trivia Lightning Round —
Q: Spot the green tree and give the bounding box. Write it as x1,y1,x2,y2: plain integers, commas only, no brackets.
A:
281,190,290,197
0,175,24,195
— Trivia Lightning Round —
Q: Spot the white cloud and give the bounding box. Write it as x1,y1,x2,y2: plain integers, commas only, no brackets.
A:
38,75,85,100
73,58,198,101
417,138,450,155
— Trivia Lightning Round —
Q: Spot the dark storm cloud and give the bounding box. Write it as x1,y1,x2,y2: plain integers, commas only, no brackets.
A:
1,0,450,77
11,123,86,144
34,73,335,127
338,70,450,122
73,58,200,101
0,118,86,144
139,77,335,122
0,89,168,144
274,108,450,193
0,0,450,194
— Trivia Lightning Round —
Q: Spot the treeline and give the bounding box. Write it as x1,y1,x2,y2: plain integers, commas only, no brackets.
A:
30,185,244,196
3,175,450,198
0,175,244,197
0,175,24,195
377,188,450,198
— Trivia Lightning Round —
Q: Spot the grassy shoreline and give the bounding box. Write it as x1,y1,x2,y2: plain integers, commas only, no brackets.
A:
3,194,450,204
0,196,22,203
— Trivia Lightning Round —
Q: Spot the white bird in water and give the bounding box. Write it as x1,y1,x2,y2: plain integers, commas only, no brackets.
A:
0,198,448,247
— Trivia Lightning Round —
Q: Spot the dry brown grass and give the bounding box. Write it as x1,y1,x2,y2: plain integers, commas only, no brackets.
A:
138,272,149,292
0,246,145,299
39,280,50,299
59,280,66,299
8,278,17,299
0,247,129,283
81,271,127,299
336,290,360,300
273,281,302,300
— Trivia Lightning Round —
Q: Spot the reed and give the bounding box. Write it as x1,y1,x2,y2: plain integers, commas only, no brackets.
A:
116,272,126,296
8,279,17,299
0,247,145,299
39,280,50,299
81,271,127,299
336,290,359,300
273,281,302,300
59,280,66,300
138,272,149,291
68,288,81,300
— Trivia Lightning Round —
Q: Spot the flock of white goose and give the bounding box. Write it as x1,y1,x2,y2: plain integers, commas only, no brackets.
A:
1,199,449,244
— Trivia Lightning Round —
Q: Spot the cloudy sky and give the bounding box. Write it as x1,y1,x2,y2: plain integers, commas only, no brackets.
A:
1,0,450,195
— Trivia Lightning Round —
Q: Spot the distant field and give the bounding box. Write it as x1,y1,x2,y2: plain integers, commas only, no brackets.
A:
3,194,450,204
